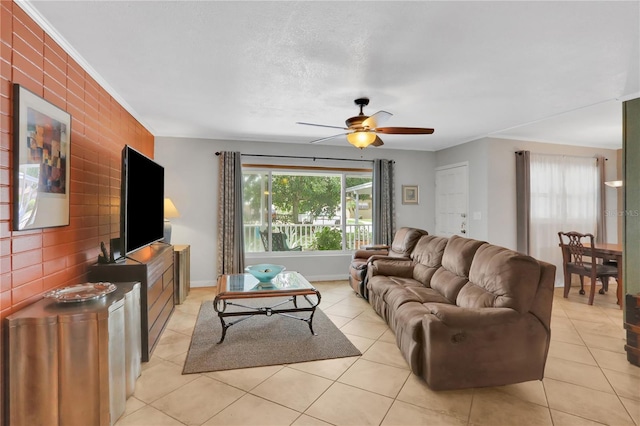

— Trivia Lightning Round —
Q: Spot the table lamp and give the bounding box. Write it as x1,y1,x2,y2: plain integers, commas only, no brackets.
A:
163,198,180,244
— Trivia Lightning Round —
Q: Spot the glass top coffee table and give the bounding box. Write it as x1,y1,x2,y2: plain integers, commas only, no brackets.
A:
214,271,321,343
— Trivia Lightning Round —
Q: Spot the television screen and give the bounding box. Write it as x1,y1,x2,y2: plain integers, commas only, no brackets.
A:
120,145,165,255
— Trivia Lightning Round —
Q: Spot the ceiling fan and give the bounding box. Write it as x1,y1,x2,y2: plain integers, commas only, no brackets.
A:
297,97,434,149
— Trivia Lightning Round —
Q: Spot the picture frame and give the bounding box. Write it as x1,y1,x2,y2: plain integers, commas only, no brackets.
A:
13,84,72,230
402,185,419,205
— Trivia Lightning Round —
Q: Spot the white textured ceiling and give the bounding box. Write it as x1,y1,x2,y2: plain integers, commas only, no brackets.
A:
23,1,640,151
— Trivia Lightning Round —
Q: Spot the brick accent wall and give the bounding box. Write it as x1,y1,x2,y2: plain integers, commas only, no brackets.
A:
0,2,154,419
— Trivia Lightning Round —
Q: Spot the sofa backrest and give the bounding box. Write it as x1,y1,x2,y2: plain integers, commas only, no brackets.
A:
411,235,448,285
389,227,429,258
428,235,485,303
457,244,543,313
375,233,555,321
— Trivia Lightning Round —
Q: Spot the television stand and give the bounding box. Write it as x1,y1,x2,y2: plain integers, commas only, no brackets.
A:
90,243,174,361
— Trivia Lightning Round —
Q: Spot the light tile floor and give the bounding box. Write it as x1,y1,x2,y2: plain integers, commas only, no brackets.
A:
116,281,640,426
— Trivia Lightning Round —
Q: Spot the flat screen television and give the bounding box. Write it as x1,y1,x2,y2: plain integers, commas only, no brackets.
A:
120,145,165,256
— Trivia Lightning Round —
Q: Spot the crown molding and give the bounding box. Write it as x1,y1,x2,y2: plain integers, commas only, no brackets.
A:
15,0,156,135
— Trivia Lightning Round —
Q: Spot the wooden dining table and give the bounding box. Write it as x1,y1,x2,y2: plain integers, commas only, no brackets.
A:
580,242,623,308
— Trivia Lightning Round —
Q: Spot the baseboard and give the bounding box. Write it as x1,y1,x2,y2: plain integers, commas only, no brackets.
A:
190,280,217,288
304,274,349,282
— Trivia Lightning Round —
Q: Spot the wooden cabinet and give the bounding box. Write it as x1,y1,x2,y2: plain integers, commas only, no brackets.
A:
90,243,174,361
173,244,190,304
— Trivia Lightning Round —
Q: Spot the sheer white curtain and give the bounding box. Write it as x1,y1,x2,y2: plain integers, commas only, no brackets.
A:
529,153,598,284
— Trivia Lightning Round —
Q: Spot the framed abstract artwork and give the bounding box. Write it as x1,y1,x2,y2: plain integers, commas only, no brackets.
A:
13,84,72,230
402,185,419,205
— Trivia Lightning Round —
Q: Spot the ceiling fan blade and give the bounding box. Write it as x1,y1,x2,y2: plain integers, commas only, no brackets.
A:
309,133,350,144
362,111,392,129
375,127,434,135
297,122,348,130
372,136,384,147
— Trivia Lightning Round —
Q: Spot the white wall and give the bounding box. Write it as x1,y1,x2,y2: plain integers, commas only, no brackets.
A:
155,137,436,287
435,137,620,250
156,135,619,287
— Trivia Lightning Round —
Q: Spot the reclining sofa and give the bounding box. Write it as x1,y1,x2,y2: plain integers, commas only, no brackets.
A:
367,234,555,390
348,227,428,299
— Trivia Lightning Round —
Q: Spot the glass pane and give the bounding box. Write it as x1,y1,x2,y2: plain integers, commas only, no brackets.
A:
345,174,373,249
243,169,373,253
271,172,342,251
242,171,269,252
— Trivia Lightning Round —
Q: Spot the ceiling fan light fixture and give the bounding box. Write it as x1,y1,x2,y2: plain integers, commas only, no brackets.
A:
605,180,623,187
347,131,377,149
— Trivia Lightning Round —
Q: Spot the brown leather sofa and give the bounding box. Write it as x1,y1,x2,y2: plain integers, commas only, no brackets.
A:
367,234,556,390
348,227,428,299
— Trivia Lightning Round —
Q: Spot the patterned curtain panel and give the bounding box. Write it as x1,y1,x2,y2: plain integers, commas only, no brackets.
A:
372,159,395,245
515,150,531,254
216,151,245,276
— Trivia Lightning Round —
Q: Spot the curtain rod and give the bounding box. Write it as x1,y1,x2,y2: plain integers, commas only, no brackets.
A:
215,152,376,163
515,151,608,161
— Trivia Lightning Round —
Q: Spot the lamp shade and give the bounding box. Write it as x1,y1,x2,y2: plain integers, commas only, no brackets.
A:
164,198,180,218
346,131,377,149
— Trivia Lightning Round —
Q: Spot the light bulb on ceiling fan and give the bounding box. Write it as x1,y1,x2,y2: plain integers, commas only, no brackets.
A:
346,131,376,149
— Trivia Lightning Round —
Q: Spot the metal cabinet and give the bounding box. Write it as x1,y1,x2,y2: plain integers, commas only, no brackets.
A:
5,282,141,426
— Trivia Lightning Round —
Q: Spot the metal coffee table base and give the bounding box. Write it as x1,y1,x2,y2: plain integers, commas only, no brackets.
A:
213,293,321,344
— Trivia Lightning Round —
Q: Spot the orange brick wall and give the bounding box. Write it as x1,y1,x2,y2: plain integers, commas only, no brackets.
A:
0,2,154,418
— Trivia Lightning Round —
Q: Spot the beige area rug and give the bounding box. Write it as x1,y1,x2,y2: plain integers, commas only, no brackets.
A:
182,299,361,374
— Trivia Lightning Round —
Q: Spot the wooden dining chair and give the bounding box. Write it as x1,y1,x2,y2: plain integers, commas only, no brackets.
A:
558,231,619,305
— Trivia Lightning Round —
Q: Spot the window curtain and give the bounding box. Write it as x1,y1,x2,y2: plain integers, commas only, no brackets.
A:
372,159,395,245
216,151,245,276
596,155,607,244
515,151,531,254
527,153,598,285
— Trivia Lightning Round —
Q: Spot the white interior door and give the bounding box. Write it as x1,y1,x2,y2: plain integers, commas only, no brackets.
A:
435,163,469,237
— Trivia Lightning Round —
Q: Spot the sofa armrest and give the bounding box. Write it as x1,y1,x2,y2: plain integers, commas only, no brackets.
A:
352,249,388,261
424,303,520,329
369,258,415,278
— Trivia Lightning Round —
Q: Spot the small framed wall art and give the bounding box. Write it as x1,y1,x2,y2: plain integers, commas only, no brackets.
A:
13,84,72,230
402,185,419,205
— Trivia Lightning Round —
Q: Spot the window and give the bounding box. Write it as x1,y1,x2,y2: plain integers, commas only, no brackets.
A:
530,154,598,228
529,153,598,285
242,167,373,253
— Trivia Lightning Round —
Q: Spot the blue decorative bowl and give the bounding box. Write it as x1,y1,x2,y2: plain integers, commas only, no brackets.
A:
245,264,286,282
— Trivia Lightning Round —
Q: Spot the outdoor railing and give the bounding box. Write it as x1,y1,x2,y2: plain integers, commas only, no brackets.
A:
244,223,373,252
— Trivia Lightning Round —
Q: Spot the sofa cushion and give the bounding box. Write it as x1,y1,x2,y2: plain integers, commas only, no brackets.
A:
429,236,485,302
441,235,485,277
386,285,451,312
367,275,422,304
368,275,423,302
411,235,448,286
390,227,429,257
457,244,541,313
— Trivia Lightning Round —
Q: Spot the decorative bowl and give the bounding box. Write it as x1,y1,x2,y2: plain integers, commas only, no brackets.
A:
245,264,286,282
